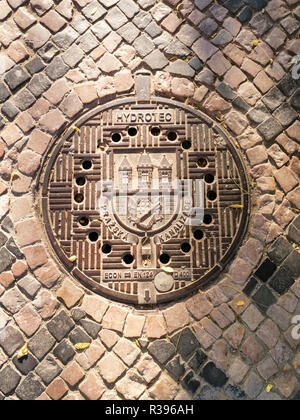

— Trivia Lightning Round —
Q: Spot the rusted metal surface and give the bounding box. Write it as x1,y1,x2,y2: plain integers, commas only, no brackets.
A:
40,97,250,305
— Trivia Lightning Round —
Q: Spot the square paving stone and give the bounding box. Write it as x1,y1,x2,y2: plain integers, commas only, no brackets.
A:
189,350,208,372
166,355,185,381
170,328,200,359
62,45,85,68
53,339,75,365
288,225,300,245
69,326,91,345
37,42,59,62
71,15,90,34
232,96,251,113
133,34,155,58
0,247,16,273
35,356,62,385
77,31,100,53
282,251,300,279
91,20,111,40
52,27,79,50
15,373,45,400
244,0,267,10
105,6,128,30
252,285,277,313
0,232,8,247
257,117,284,141
0,83,11,103
0,325,24,356
13,89,35,111
0,365,21,395
269,267,294,296
261,87,286,111
1,100,19,120
273,103,298,127
28,328,56,360
148,339,175,365
80,319,101,339
182,371,201,394
27,74,51,98
118,22,140,43
237,6,252,22
223,0,244,13
47,310,74,342
45,56,69,81
199,17,218,37
243,277,258,297
12,354,38,375
4,65,30,90
82,0,106,22
268,236,294,265
18,275,41,299
254,258,277,282
277,74,299,97
201,362,228,388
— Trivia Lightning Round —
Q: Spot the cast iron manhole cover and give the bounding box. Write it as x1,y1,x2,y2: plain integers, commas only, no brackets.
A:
40,97,250,305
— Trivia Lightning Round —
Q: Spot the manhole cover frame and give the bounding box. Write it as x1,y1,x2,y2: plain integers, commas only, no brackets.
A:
38,96,251,305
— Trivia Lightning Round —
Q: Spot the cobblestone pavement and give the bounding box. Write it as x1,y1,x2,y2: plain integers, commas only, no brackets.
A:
0,0,299,401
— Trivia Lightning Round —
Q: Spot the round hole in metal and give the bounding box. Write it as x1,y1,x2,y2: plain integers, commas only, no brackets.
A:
182,140,192,150
193,229,204,240
102,243,112,254
123,254,134,265
159,253,171,264
88,231,99,242
128,127,137,137
74,193,84,203
76,177,86,186
203,214,213,225
78,216,89,226
181,242,191,253
204,173,215,184
151,126,161,136
207,190,217,201
197,157,208,168
82,160,92,170
167,131,177,141
112,132,122,142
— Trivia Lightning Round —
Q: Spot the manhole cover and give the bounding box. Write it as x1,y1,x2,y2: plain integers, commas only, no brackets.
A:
40,97,250,305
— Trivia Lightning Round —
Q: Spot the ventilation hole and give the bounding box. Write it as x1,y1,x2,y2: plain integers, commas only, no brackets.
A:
203,214,213,225
197,157,208,168
82,160,92,170
181,242,191,253
207,190,217,201
102,243,112,254
167,131,177,141
123,254,134,265
76,177,86,186
204,173,215,184
88,231,99,242
182,140,192,150
112,132,122,142
74,193,84,203
128,127,137,137
159,253,170,264
151,126,161,136
78,216,89,226
193,229,204,240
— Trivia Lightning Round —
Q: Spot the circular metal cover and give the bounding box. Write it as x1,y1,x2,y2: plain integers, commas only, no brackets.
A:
40,97,250,305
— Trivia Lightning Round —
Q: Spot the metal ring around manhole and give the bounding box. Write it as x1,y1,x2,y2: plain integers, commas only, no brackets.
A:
40,97,250,305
